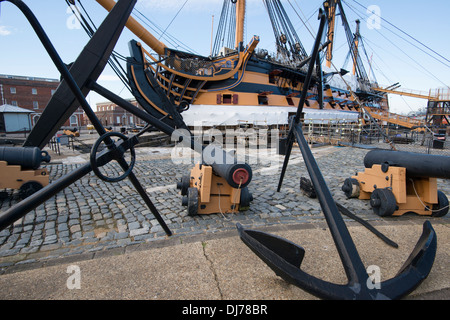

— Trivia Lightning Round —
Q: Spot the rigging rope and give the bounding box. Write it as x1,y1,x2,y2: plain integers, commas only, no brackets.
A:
287,0,315,39
342,0,450,88
360,36,378,83
66,0,131,93
132,6,199,54
351,0,450,69
212,0,236,57
263,0,308,61
158,0,189,41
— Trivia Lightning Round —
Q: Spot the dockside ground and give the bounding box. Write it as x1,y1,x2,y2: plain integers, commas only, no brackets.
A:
0,140,448,300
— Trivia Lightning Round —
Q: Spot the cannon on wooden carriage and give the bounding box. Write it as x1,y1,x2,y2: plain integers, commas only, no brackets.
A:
342,149,449,217
0,146,51,199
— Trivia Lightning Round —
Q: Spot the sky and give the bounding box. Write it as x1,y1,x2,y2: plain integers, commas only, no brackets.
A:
0,0,449,115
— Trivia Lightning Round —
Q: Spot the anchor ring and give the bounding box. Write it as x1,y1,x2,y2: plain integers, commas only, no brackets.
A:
90,131,136,183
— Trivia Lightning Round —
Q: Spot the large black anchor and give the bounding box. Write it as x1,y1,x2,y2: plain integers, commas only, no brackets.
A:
237,10,437,300
0,0,175,236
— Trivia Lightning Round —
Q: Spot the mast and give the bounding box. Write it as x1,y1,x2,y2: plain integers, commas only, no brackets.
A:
95,0,167,56
235,0,246,50
352,19,361,76
324,0,337,68
210,15,214,56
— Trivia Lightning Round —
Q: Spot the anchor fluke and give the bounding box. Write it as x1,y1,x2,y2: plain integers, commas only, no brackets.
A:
237,221,437,300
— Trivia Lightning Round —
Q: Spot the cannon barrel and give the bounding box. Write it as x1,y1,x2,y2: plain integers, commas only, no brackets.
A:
364,149,450,179
201,144,252,189
0,146,51,170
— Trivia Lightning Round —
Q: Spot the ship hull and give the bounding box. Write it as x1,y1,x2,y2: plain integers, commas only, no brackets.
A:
126,40,387,128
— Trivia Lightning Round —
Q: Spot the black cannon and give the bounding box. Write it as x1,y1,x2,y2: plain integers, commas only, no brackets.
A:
343,149,449,217
0,146,51,199
364,149,450,179
0,146,51,170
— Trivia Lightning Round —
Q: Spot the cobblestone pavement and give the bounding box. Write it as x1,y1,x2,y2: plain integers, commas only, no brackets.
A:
1,144,449,272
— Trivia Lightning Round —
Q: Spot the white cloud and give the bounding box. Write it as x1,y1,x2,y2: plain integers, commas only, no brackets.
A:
0,26,12,36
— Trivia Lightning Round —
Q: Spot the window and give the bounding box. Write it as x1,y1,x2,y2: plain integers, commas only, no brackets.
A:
33,101,39,109
11,101,17,106
32,88,37,95
286,97,294,106
51,89,56,95
258,93,269,105
10,87,16,94
222,94,232,104
70,115,78,126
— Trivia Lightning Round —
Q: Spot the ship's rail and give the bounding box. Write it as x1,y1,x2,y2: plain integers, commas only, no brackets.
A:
165,53,218,77
138,36,259,82
430,88,450,101
368,109,425,128
373,85,450,102
139,44,238,80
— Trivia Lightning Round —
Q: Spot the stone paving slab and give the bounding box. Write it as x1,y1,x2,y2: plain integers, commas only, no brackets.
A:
0,220,448,300
0,144,449,300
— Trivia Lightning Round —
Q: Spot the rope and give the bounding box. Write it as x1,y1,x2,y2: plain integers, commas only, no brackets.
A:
409,178,449,213
217,177,243,220
335,202,398,248
217,183,230,221
232,177,243,214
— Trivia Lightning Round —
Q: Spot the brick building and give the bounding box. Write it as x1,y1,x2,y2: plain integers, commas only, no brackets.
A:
0,74,84,128
94,99,146,127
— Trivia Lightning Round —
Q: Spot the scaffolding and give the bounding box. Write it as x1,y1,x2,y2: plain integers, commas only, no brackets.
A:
373,85,450,128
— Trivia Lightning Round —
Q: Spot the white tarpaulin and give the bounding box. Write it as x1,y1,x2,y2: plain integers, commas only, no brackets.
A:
181,105,359,126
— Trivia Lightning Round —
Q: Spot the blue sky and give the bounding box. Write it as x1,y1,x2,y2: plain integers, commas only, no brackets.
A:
0,0,449,114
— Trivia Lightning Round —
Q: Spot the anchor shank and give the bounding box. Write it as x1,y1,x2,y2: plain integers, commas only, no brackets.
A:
276,129,295,192
278,11,326,191
293,123,368,283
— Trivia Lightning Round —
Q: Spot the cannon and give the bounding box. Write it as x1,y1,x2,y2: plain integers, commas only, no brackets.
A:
177,161,253,216
177,144,253,216
342,149,450,217
0,146,51,199
63,128,80,137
